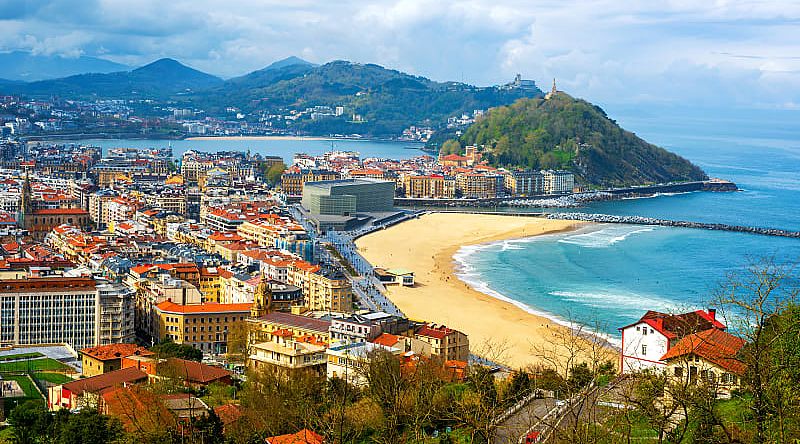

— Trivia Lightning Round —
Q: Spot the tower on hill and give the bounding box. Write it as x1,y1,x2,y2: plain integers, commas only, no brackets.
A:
545,78,558,100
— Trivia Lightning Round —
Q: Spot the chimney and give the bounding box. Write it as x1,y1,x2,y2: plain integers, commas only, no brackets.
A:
708,308,716,320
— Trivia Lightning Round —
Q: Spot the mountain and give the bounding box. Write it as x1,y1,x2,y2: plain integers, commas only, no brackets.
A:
262,56,316,71
451,93,707,187
2,58,222,98
0,51,130,81
196,60,542,136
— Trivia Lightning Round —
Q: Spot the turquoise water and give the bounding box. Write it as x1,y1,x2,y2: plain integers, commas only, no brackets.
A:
70,137,426,163
457,107,800,340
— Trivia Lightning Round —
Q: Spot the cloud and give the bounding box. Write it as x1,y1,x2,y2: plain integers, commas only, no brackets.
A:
0,0,798,109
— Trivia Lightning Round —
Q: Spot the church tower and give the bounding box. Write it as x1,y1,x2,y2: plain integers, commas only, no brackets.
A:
250,272,272,318
18,170,32,229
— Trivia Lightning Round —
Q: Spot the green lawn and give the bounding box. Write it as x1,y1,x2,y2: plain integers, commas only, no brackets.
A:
33,372,73,385
0,352,44,362
0,358,70,373
1,374,40,399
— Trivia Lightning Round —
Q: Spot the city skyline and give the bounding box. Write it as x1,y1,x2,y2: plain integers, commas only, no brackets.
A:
2,0,799,109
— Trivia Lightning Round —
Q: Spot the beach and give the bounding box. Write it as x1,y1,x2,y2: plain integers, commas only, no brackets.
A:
185,135,343,141
356,212,613,369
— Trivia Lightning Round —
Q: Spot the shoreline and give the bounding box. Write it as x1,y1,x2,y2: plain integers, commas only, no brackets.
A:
356,213,616,369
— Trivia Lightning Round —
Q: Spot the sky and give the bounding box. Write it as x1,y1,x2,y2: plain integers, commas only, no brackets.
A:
2,0,800,109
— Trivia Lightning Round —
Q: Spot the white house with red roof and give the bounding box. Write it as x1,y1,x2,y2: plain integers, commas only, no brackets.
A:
619,309,725,374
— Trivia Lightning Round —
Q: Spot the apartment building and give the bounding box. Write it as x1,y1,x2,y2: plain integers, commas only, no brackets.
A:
455,173,503,199
0,277,99,351
154,300,251,354
287,262,353,313
415,324,470,362
403,174,456,199
542,170,575,194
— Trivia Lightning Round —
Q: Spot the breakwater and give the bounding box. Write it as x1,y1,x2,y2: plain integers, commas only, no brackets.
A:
547,213,800,239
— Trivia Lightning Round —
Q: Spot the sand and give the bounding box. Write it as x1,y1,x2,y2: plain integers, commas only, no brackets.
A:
356,212,614,369
185,136,340,141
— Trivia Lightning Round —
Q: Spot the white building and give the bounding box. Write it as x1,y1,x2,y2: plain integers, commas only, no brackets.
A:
0,277,100,351
326,341,401,386
618,309,726,374
542,170,575,194
96,280,136,345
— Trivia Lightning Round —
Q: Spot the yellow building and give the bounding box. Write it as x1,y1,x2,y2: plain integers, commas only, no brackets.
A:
80,344,154,377
287,262,353,313
154,300,252,355
199,267,222,303
246,311,331,346
415,324,470,363
455,173,503,199
403,174,455,198
280,169,339,195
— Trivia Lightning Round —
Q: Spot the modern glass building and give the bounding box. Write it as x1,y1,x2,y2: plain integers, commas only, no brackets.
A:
301,179,395,216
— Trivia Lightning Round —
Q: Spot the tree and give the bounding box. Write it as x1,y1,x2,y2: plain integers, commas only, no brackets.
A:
264,162,286,185
150,338,203,361
714,260,800,444
439,140,461,156
56,409,123,444
7,400,50,444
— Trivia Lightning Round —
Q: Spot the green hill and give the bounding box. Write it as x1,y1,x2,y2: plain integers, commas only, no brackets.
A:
451,93,708,186
195,60,542,136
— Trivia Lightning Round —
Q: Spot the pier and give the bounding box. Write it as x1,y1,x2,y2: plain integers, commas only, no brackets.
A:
547,213,800,239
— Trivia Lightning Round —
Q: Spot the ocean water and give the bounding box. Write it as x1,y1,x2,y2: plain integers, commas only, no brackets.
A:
457,107,800,340
65,137,426,163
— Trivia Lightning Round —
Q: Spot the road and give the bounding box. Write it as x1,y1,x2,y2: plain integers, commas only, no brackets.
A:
494,397,557,444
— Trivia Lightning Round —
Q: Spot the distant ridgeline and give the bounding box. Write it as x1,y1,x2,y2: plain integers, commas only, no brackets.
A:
0,56,544,138
439,91,708,187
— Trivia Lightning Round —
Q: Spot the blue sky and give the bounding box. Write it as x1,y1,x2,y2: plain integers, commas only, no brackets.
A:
2,0,799,109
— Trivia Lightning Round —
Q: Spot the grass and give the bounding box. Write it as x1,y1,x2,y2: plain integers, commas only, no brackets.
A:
0,358,70,373
0,426,15,443
0,374,40,399
0,352,44,362
33,372,73,385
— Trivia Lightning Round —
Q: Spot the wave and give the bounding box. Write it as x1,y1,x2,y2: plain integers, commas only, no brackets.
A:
620,191,693,200
548,290,680,316
558,226,655,248
452,249,623,347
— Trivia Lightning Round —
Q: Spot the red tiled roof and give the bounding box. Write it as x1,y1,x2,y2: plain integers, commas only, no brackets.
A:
159,358,232,384
372,333,400,347
32,208,89,215
63,367,148,396
660,328,747,375
619,310,726,339
416,324,455,340
266,429,325,444
81,344,154,361
155,300,252,314
214,404,242,425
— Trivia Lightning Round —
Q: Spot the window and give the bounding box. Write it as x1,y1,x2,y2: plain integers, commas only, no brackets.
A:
674,367,683,377
641,344,647,355
642,328,648,336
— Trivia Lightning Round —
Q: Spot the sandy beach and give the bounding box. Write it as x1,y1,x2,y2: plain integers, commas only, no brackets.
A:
356,212,614,369
185,135,341,141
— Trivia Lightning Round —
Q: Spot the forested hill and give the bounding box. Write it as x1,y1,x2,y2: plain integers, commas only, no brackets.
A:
450,93,708,186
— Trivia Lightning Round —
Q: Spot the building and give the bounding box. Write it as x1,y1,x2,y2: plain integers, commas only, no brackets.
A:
660,328,746,398
248,333,327,374
415,324,469,362
403,175,455,199
326,341,402,386
96,280,136,345
247,312,331,345
301,178,395,216
455,173,503,199
373,268,414,286
287,263,353,313
542,170,575,194
48,366,149,411
153,300,251,355
80,343,153,377
505,170,544,196
0,277,99,351
329,312,413,344
266,429,326,444
619,309,726,374
281,169,339,196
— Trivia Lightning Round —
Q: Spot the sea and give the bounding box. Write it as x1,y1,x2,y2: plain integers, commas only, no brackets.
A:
69,107,800,342
454,106,800,342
